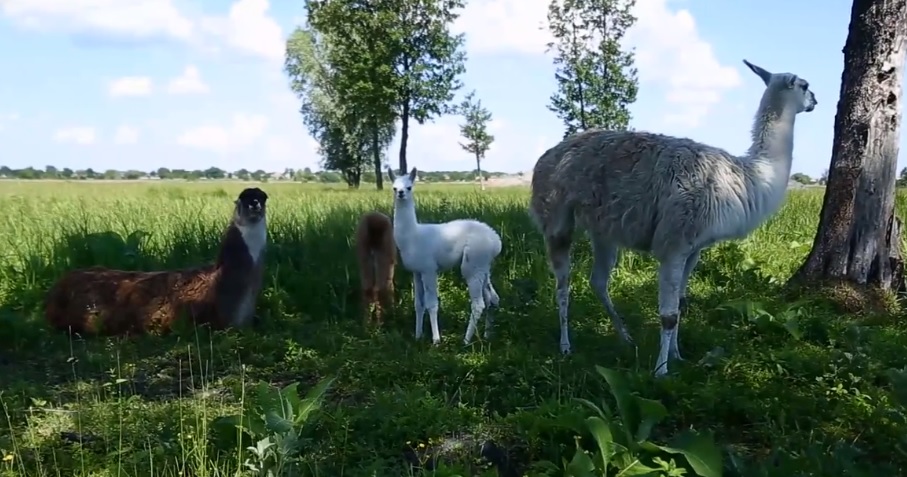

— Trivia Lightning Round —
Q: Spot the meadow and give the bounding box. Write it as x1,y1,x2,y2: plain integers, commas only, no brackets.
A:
1,180,906,477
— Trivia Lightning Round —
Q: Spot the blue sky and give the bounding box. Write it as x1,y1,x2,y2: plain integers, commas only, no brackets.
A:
0,0,903,177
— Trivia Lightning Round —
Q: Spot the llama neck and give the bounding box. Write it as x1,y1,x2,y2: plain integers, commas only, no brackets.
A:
393,199,419,246
745,96,797,167
736,97,798,222
237,219,267,264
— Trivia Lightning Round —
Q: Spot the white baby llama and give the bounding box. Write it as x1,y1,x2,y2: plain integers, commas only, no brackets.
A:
389,167,502,345
529,59,818,377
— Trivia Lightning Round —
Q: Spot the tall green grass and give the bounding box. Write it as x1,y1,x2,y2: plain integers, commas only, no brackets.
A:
0,181,905,476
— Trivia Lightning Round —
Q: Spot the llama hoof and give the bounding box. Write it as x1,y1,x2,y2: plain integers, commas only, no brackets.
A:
559,345,572,355
653,367,670,379
432,339,441,346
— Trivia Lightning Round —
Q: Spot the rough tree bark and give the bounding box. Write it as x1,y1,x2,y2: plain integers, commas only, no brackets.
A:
791,0,906,293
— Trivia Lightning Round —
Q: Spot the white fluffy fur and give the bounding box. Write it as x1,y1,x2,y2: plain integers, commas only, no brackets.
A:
232,219,267,326
238,220,267,265
529,59,817,377
389,167,502,345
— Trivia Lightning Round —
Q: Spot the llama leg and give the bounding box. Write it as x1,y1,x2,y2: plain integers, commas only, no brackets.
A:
678,248,702,311
361,287,377,325
464,273,486,345
589,240,633,345
482,275,500,339
421,271,442,345
672,248,702,360
378,285,394,325
547,235,573,354
655,257,685,377
413,272,426,340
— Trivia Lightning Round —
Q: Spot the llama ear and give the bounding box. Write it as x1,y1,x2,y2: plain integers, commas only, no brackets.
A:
387,167,395,180
786,75,797,89
743,59,772,86
409,167,417,181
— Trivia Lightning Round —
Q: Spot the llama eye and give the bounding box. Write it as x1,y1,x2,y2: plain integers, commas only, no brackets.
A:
801,83,809,90
407,186,412,191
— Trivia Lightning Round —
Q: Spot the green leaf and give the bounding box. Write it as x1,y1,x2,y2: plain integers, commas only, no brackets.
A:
209,414,253,451
264,410,294,434
656,430,723,477
782,316,802,340
633,397,668,443
575,397,609,421
586,416,614,474
595,366,639,448
295,376,336,426
566,447,597,477
279,382,302,412
615,459,662,476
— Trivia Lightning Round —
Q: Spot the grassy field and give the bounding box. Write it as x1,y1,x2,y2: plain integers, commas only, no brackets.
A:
1,180,906,477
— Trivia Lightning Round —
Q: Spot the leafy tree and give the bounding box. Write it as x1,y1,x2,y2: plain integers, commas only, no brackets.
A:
204,167,226,179
790,172,813,185
290,4,396,189
898,166,907,187
235,169,251,181
457,90,495,191
546,0,639,138
391,0,467,173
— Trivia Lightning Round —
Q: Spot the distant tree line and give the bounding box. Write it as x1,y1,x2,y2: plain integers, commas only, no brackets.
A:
791,167,907,187
0,165,513,183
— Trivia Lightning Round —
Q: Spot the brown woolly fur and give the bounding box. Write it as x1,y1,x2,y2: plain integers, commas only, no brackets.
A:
355,211,396,326
44,187,269,337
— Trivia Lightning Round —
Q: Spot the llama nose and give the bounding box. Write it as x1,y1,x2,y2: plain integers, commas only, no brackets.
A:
397,191,404,198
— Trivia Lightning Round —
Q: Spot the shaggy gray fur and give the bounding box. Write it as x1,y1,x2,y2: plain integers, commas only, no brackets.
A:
529,59,817,377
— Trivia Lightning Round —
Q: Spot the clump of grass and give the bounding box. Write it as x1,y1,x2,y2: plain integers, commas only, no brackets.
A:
0,180,906,476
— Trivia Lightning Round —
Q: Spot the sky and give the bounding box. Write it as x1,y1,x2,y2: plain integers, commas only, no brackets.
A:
0,0,903,177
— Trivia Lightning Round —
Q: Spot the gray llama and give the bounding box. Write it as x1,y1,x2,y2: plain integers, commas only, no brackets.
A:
529,59,817,377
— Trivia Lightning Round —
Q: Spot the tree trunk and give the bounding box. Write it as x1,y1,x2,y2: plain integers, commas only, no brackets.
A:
399,99,410,174
790,0,906,293
475,152,485,191
372,120,383,190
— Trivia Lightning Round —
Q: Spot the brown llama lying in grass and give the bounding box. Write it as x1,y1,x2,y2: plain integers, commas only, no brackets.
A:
44,187,269,336
355,211,396,326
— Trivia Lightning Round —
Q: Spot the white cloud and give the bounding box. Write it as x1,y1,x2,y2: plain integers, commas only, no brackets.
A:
1,0,284,62
53,126,96,145
454,0,550,56
627,0,741,127
395,115,537,173
167,65,209,94
177,113,269,153
455,0,741,128
108,76,153,97
1,0,193,41
199,0,284,62
114,125,139,144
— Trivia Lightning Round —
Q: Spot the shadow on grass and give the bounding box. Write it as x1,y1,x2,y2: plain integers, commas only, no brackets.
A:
2,195,907,476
